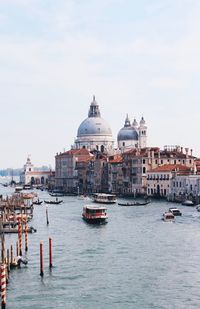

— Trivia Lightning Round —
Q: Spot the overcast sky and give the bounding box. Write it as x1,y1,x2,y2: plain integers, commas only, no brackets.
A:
0,0,200,169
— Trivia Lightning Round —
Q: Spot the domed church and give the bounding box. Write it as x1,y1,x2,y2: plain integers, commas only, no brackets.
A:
75,96,114,153
117,115,147,150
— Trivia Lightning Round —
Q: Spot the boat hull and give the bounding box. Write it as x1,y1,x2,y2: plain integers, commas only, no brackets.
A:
82,216,107,224
93,200,116,204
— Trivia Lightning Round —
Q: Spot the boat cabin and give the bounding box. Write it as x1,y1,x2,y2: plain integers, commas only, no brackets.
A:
92,193,117,204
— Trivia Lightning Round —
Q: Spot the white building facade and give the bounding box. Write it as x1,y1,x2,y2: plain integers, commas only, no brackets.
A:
20,157,51,185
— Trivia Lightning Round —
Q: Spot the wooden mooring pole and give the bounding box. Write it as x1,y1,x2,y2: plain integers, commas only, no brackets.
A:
46,207,49,225
1,235,5,263
1,263,6,309
49,237,52,269
25,217,28,252
40,241,44,277
18,219,22,256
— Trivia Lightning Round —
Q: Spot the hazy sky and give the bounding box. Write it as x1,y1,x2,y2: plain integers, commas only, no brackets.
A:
0,0,200,169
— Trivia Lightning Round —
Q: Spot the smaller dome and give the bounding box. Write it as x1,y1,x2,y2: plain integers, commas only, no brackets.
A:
117,115,138,141
117,127,138,141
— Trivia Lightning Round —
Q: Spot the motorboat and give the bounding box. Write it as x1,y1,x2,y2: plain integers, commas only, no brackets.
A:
82,205,108,224
182,200,194,206
162,212,175,222
92,193,116,204
118,200,150,206
169,207,182,216
49,192,64,197
44,200,63,205
15,186,23,193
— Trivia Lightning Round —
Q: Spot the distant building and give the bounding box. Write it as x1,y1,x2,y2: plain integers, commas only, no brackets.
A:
147,164,191,198
169,174,200,204
20,157,52,185
55,149,93,193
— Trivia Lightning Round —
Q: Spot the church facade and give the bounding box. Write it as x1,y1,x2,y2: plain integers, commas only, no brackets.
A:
20,157,52,186
74,96,147,153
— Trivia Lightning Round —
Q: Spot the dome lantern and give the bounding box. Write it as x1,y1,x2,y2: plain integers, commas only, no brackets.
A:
88,95,101,118
124,114,131,127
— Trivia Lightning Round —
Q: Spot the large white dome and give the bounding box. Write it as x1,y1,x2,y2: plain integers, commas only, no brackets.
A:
75,96,114,153
77,117,112,137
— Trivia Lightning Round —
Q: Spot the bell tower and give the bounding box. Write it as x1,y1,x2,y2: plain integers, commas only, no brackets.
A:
139,116,147,148
24,156,34,173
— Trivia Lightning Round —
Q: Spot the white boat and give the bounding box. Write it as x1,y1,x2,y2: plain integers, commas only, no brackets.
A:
82,205,108,224
15,186,23,193
182,200,194,206
92,193,117,204
162,212,175,222
169,208,182,216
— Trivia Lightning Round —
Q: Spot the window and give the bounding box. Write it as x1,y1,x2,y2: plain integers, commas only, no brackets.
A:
143,167,146,174
143,159,145,164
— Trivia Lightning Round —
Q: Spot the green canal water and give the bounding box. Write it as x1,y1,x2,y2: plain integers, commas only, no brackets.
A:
1,185,200,309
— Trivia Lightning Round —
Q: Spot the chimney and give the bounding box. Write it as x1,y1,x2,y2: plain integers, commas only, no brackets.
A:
190,149,193,156
181,147,183,153
185,148,189,158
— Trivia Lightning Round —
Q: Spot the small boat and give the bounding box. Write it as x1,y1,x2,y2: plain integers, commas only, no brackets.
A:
182,200,194,206
44,200,63,205
162,212,175,222
33,200,43,205
169,207,182,216
82,205,108,224
0,226,37,234
49,192,64,197
23,185,32,190
15,186,23,193
118,201,150,206
92,193,117,204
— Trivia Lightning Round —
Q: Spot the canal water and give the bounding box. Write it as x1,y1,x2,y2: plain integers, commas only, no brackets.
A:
1,185,200,309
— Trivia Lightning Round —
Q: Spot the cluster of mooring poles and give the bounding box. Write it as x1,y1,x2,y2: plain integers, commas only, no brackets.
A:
0,213,30,309
40,237,53,277
0,192,54,308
